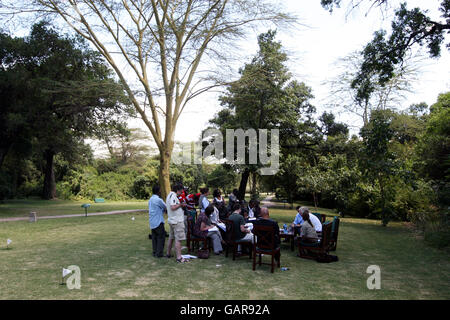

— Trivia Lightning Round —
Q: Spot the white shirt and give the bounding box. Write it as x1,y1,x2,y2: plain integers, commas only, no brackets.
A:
305,213,322,232
248,206,254,218
166,191,184,224
210,207,220,224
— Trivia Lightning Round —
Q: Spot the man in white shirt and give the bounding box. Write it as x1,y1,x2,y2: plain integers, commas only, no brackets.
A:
299,207,322,232
166,183,187,263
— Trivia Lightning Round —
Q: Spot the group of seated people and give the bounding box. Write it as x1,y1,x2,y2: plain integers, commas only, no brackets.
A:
149,181,327,266
291,205,322,242
179,186,323,261
193,201,281,259
193,192,322,259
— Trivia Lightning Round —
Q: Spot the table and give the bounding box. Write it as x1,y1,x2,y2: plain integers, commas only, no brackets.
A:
279,229,295,251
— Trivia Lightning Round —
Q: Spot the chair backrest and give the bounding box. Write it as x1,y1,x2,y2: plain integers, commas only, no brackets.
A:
187,215,194,238
252,225,276,251
187,209,197,224
320,222,332,248
311,212,322,223
331,216,340,239
222,219,235,244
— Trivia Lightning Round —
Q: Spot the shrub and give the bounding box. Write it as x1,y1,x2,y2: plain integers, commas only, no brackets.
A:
56,181,73,200
132,175,157,199
424,214,450,248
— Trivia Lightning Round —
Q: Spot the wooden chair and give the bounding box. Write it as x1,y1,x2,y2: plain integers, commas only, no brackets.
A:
311,212,327,224
252,225,281,273
297,222,332,260
223,219,253,260
329,216,340,251
186,209,197,224
186,216,208,253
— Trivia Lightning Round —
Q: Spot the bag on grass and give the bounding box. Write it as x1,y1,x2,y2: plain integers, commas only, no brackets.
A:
198,249,210,259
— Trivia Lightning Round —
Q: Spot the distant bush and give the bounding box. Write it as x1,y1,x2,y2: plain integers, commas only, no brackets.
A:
132,175,157,199
56,181,73,200
423,214,450,249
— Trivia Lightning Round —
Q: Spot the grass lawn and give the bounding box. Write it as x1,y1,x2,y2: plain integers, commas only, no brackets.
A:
0,198,148,219
1,200,449,300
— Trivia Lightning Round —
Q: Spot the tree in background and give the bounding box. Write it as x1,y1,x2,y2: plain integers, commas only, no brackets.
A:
209,30,319,200
359,110,398,226
321,0,449,107
415,92,450,205
0,22,130,199
324,51,421,127
97,127,152,165
1,0,294,199
207,165,238,195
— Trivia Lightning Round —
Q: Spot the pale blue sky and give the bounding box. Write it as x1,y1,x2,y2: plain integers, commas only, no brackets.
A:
166,0,450,142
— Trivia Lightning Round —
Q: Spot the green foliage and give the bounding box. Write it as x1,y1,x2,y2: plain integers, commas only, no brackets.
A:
131,175,155,200
414,92,450,205
206,165,238,194
424,216,450,249
77,170,136,201
0,21,131,199
393,179,437,222
415,93,450,180
350,1,450,104
209,30,320,198
47,156,209,201
359,110,398,225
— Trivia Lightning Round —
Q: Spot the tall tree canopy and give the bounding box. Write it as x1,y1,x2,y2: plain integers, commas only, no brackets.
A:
321,0,450,104
208,30,319,199
0,0,294,198
0,22,130,199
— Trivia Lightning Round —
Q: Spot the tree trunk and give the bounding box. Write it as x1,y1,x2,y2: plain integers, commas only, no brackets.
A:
380,178,388,227
250,171,258,197
42,149,56,200
238,167,250,201
0,143,12,169
159,148,172,201
313,192,318,210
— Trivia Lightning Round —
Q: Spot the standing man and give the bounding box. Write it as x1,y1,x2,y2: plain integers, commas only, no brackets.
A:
149,185,167,258
166,183,188,263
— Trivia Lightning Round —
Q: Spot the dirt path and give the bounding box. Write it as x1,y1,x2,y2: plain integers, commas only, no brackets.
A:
260,195,276,207
0,209,147,223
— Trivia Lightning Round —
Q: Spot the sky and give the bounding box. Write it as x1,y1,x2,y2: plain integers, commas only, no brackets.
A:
83,0,450,153
161,0,449,142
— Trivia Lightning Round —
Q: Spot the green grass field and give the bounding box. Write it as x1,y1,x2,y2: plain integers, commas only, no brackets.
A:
0,199,449,300
0,198,148,219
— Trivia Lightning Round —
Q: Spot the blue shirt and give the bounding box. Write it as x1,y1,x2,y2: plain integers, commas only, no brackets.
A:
149,194,167,229
293,213,304,225
200,196,210,213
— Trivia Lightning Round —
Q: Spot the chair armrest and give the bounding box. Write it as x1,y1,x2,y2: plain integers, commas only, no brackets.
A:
299,236,319,242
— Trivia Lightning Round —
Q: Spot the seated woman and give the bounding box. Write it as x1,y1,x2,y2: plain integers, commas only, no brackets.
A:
299,212,319,243
213,189,228,220
193,204,224,255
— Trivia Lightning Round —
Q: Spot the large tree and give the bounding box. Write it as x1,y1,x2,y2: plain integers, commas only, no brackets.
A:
321,0,450,105
0,0,294,199
208,30,319,200
324,51,421,127
0,22,130,199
